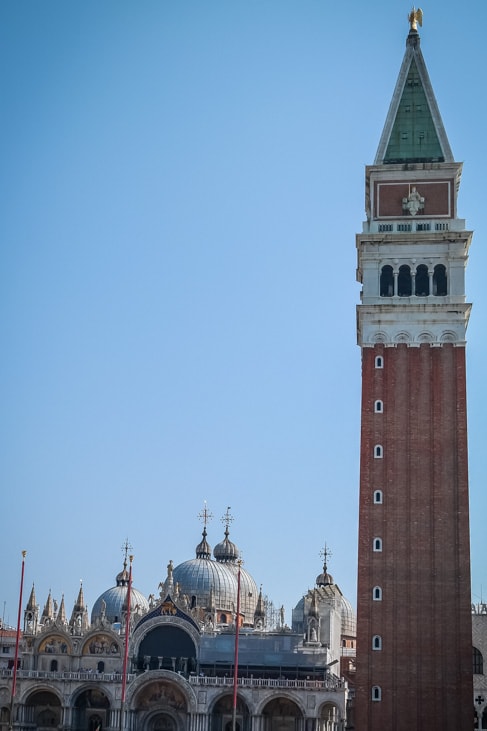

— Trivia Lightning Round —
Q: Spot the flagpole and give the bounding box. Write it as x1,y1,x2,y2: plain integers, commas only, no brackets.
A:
9,550,26,731
231,560,242,731
119,555,133,731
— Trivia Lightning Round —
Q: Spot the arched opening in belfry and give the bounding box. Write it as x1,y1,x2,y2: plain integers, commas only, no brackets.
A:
380,265,394,296
415,264,429,296
398,265,412,296
433,264,447,295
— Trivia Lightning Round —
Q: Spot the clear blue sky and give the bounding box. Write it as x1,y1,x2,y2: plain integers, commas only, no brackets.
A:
1,1,486,627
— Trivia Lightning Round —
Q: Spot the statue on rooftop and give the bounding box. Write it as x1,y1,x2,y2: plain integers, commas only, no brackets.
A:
408,7,423,31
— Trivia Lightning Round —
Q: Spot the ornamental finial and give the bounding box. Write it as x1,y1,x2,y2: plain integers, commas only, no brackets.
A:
408,7,423,31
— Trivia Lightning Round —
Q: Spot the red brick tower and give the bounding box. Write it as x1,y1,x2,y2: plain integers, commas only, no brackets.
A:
355,14,473,731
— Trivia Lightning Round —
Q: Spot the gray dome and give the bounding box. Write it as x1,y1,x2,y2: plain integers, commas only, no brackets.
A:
91,563,149,625
173,557,238,612
340,595,356,636
225,563,258,618
171,525,259,621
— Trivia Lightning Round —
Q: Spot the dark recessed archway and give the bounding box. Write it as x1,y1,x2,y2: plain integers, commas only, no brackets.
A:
24,690,61,728
137,626,197,673
72,688,110,731
261,697,303,731
211,694,250,731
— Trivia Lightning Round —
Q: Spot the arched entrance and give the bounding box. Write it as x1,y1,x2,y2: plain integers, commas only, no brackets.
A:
24,690,62,729
210,694,250,731
132,679,188,731
148,712,177,731
72,688,111,731
319,703,341,731
261,697,303,731
0,706,10,731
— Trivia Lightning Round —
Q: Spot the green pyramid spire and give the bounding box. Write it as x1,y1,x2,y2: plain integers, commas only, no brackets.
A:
375,28,453,165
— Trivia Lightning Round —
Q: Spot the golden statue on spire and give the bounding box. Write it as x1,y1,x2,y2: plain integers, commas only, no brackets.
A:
408,6,423,31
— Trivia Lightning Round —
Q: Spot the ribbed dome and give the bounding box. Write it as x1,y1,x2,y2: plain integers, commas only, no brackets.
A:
225,562,258,618
340,595,357,636
91,562,149,625
171,523,259,621
316,558,334,588
316,570,334,587
173,557,238,612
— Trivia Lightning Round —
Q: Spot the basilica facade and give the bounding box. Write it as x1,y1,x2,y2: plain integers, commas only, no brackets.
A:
0,518,355,731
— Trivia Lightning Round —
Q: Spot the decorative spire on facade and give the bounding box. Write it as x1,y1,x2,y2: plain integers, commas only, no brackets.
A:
56,594,67,627
41,590,54,625
253,586,265,630
24,583,39,633
69,581,89,633
26,583,36,611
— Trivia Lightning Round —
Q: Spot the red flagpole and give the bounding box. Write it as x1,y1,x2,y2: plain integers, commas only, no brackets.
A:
10,550,26,731
232,560,241,731
119,555,133,731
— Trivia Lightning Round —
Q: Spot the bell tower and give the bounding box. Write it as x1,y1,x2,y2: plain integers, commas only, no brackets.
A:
355,12,473,730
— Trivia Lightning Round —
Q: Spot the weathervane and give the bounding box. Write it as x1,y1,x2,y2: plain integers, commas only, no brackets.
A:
221,506,234,532
408,7,423,32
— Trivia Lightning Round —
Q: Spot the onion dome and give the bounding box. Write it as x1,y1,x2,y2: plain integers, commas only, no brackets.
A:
196,527,212,559
214,527,239,563
91,560,149,625
316,546,334,587
316,566,334,587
